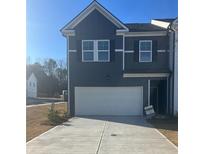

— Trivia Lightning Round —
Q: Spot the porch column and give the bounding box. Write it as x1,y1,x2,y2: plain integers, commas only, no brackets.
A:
166,77,169,114
148,80,150,106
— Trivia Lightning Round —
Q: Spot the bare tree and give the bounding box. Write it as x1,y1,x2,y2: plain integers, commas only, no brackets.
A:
43,58,57,76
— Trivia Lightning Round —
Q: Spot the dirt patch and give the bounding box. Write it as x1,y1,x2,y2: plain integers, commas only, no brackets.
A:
26,103,67,142
147,117,178,146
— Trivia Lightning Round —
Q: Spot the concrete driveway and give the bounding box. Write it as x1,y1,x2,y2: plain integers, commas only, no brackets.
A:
27,116,177,154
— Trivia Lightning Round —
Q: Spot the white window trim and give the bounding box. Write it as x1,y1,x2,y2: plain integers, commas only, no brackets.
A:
82,40,95,62
97,40,110,62
139,40,152,62
82,40,110,62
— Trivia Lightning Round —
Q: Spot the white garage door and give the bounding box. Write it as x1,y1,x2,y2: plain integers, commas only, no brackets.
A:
75,87,143,115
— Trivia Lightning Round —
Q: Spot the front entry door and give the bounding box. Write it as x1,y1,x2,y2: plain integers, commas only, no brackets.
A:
150,87,158,113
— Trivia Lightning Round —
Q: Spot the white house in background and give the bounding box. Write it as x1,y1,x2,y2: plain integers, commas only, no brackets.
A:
27,73,37,98
152,18,178,116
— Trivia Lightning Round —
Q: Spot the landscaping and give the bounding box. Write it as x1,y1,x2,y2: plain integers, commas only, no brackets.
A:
147,117,178,146
26,103,68,142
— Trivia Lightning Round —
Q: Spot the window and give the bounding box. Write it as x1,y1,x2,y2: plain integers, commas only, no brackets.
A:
97,40,109,62
139,40,152,62
82,40,94,61
33,82,35,87
82,40,110,62
29,82,32,87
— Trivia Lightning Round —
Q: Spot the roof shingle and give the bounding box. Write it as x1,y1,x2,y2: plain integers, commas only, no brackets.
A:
153,18,176,22
125,23,167,32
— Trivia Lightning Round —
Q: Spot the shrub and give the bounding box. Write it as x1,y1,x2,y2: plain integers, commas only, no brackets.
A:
47,103,67,125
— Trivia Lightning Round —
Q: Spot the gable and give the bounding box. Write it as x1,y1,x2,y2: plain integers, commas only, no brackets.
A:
28,73,37,83
61,1,128,34
74,9,118,36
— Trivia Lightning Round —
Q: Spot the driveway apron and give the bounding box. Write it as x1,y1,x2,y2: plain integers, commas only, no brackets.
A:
27,116,177,154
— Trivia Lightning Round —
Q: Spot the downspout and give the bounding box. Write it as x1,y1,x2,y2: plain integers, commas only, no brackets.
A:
168,24,176,115
61,29,71,116
172,32,175,115
66,36,71,116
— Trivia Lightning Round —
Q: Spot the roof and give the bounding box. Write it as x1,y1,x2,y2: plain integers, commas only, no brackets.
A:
61,0,128,33
26,64,48,80
153,18,176,23
125,23,167,32
61,0,173,35
26,72,36,80
27,71,32,80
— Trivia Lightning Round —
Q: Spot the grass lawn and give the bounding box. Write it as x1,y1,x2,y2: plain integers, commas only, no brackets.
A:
147,117,178,146
26,103,67,142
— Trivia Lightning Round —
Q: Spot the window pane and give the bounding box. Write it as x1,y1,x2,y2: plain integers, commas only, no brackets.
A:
98,52,108,61
83,52,94,61
98,41,109,50
140,41,151,51
83,41,94,50
140,52,152,62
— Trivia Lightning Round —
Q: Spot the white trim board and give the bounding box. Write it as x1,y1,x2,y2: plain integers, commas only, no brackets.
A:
125,50,134,53
69,50,77,52
115,49,123,52
61,1,128,34
117,31,167,37
123,73,170,78
157,50,166,52
62,30,75,37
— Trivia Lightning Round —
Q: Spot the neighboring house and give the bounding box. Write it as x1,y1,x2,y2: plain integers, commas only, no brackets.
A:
61,1,175,116
27,73,37,98
152,18,178,115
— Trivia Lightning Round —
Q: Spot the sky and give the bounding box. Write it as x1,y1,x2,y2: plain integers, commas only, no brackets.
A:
27,0,178,64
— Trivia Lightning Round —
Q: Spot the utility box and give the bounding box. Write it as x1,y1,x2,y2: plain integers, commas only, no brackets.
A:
62,90,68,101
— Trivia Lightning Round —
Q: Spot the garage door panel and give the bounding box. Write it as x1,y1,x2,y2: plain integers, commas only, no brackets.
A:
75,87,143,116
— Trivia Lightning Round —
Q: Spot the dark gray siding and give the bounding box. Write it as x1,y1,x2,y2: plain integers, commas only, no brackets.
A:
115,36,123,49
69,36,76,50
69,9,125,116
67,9,170,116
124,36,170,73
74,9,118,39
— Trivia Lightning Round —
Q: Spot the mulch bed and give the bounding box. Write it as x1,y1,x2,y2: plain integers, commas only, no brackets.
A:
147,117,178,146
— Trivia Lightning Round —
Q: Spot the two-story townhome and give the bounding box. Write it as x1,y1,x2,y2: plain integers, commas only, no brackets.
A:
61,1,174,116
152,18,178,116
